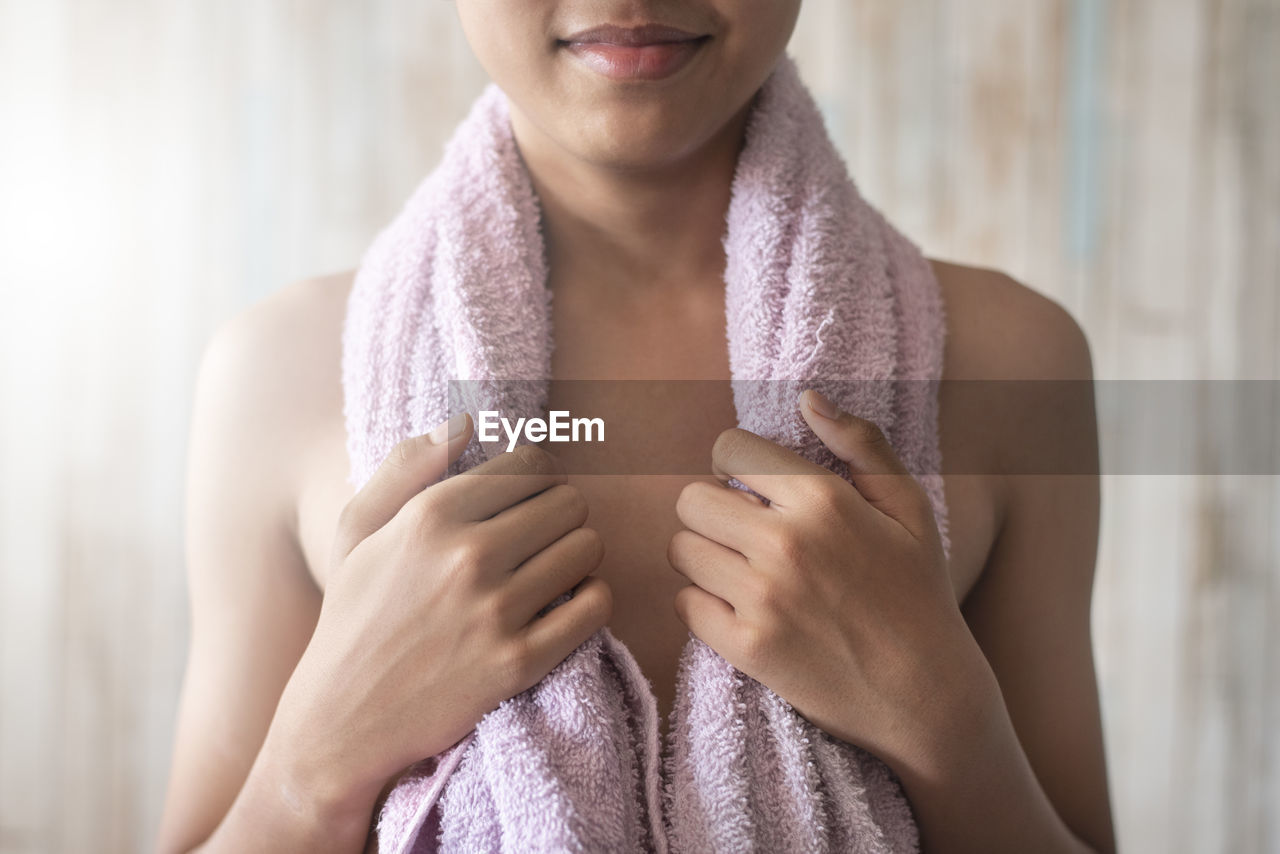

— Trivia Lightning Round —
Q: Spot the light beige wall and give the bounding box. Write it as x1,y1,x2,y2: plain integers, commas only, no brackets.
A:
1,2,1275,852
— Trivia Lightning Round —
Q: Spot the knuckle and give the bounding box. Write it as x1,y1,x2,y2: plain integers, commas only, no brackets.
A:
479,592,513,632
852,417,893,455
851,415,886,441
449,537,491,573
552,483,589,523
511,442,561,476
385,494,439,555
807,485,851,530
497,638,535,695
404,489,444,531
737,622,774,668
806,473,847,508
576,527,605,566
667,529,694,565
672,584,694,623
751,571,802,617
587,579,615,623
712,428,750,464
762,524,805,564
743,572,778,613
674,484,694,518
675,480,712,518
575,577,613,626
388,435,424,472
510,442,542,468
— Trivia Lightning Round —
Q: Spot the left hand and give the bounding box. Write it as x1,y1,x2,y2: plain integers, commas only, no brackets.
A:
668,389,979,762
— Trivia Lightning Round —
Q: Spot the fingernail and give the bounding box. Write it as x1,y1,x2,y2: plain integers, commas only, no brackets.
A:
428,412,468,444
803,389,840,420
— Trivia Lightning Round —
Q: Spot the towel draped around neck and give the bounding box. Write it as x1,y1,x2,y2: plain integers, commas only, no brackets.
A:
342,55,950,853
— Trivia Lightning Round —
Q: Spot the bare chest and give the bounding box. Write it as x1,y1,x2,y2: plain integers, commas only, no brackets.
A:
294,286,998,729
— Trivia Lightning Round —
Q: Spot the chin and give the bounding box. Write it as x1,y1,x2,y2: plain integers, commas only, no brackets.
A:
565,108,724,172
574,134,699,172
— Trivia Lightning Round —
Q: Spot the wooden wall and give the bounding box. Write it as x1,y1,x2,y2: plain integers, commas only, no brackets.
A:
0,1,1275,851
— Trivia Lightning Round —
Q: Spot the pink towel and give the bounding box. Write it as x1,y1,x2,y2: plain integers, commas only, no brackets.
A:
342,55,951,854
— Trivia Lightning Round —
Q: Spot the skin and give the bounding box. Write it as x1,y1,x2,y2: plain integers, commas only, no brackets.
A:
156,2,1117,853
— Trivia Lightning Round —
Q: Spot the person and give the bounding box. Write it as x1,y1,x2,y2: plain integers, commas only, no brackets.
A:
156,2,1116,852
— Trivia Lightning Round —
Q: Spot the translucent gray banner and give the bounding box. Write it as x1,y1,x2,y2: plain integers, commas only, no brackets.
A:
438,380,1280,475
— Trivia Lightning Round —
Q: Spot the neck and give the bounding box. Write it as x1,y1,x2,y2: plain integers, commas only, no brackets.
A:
508,102,753,293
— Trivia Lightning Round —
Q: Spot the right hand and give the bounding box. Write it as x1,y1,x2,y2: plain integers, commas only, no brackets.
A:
268,413,613,814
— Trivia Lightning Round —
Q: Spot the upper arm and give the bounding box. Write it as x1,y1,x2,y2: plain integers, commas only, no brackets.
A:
156,284,328,853
948,268,1116,853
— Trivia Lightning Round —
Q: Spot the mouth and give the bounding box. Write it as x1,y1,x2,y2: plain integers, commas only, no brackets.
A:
558,23,711,82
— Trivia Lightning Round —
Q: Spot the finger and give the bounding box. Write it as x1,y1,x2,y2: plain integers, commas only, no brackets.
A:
674,479,770,556
709,427,830,508
666,529,750,607
672,583,738,654
431,442,568,522
502,527,604,628
475,483,589,570
798,389,933,534
332,413,473,564
514,575,613,683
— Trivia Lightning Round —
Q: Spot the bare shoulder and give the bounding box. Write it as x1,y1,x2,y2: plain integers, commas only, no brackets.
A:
217,268,355,370
202,268,355,400
926,257,1097,482
195,269,357,542
927,258,1093,382
923,259,1099,600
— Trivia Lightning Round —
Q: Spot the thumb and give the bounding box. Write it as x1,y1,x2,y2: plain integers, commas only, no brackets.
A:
331,412,474,567
798,389,931,534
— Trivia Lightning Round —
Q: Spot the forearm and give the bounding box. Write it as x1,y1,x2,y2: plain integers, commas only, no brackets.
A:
185,726,379,854
884,654,1100,854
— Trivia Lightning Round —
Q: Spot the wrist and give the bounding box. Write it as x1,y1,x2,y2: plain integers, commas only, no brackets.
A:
881,627,1006,778
270,645,391,812
870,642,1091,854
197,725,380,854
255,723,381,846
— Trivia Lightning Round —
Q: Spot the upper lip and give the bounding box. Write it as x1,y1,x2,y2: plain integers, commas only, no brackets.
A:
560,23,707,46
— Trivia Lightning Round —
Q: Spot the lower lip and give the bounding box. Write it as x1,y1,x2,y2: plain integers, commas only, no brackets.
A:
563,39,707,81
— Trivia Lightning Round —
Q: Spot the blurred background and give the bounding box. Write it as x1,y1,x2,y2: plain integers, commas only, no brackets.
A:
0,1,1276,852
